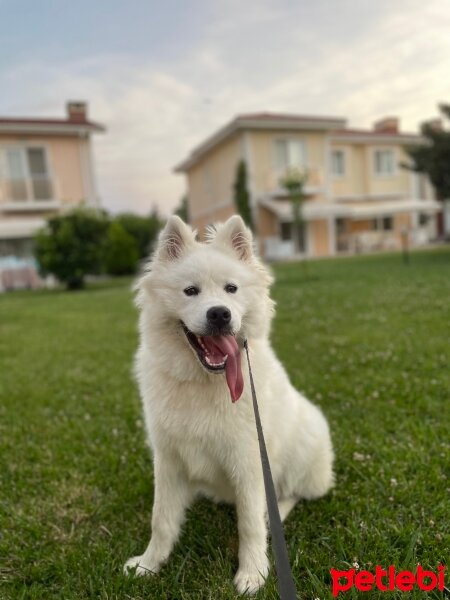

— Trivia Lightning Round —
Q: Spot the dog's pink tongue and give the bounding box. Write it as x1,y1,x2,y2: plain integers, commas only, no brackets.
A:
202,335,244,402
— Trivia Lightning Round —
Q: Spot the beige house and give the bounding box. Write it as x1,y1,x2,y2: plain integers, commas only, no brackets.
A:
0,102,105,257
175,113,441,259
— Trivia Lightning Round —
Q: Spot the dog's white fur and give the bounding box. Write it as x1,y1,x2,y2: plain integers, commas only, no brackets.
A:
124,215,334,594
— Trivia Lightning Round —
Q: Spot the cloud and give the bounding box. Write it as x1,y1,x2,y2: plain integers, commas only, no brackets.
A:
1,0,449,216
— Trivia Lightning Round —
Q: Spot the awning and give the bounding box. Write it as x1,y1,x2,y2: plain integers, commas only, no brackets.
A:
0,218,46,239
259,198,441,222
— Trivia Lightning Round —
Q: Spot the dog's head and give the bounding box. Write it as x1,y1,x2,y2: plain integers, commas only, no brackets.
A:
136,215,274,399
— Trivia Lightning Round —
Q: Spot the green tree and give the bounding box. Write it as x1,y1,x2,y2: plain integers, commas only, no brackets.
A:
233,160,253,230
104,221,139,275
403,103,450,200
174,195,190,223
279,167,309,255
35,208,109,290
115,212,161,258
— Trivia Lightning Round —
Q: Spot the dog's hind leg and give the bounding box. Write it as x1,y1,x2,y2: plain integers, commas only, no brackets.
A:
298,441,334,501
124,451,194,576
278,497,298,523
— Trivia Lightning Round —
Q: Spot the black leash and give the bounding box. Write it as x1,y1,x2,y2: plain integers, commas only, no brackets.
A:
243,340,298,600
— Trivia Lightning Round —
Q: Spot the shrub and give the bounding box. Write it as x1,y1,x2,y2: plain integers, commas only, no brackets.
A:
35,208,109,290
104,222,139,275
115,213,161,258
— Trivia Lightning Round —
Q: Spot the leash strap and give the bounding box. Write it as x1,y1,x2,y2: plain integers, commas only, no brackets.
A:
243,340,298,600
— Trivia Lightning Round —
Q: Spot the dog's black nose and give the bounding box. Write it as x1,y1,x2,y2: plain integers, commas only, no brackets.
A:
207,306,231,329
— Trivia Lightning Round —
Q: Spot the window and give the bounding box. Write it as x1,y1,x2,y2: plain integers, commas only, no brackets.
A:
280,222,292,241
280,221,305,251
374,149,395,176
274,139,306,171
371,216,394,231
27,148,52,199
4,146,52,201
331,149,345,176
336,218,347,234
5,148,28,201
419,213,429,226
382,216,393,231
0,238,34,258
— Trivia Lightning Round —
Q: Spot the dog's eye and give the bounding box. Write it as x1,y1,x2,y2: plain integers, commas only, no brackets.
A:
224,283,238,294
184,286,200,296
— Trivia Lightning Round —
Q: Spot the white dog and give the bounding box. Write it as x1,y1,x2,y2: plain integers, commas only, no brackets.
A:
124,215,334,594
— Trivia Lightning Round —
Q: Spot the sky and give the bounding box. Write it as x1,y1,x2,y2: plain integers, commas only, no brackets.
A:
1,0,450,216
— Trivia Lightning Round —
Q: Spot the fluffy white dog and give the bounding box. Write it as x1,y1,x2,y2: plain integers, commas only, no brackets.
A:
124,215,334,594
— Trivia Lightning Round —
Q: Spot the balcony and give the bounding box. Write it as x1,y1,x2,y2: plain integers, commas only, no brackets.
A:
0,178,60,212
263,166,324,197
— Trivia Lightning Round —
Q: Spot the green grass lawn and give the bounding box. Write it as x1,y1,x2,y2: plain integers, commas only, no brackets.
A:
1,249,449,600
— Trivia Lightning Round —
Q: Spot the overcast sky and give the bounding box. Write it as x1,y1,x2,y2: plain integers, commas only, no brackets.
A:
1,0,449,216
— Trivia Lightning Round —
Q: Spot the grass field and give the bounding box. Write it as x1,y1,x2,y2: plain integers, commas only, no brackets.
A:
1,248,449,600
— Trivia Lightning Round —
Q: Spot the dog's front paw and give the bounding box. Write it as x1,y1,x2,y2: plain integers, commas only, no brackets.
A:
234,565,268,595
123,555,159,577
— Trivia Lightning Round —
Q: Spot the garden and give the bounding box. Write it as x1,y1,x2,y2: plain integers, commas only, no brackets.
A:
0,248,449,599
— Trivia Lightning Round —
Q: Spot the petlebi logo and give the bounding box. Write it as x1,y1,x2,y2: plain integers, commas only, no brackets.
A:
330,564,446,596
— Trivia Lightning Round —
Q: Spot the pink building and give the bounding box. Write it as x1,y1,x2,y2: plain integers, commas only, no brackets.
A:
0,102,105,257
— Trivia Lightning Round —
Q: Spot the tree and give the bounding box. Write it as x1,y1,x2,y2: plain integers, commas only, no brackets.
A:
174,195,190,223
233,160,253,230
115,213,161,258
35,208,109,290
403,103,450,200
104,221,139,275
279,167,309,255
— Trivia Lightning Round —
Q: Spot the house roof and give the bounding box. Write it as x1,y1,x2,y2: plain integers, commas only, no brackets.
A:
332,128,421,143
0,116,105,135
174,112,347,172
175,112,423,172
235,112,347,124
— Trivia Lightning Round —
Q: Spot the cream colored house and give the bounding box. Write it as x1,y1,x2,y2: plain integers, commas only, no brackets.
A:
175,113,440,259
0,102,105,257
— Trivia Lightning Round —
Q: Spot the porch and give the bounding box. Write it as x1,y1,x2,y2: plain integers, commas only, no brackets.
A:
257,197,441,260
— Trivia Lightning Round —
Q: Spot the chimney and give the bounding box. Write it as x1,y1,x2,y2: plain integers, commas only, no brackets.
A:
422,118,443,132
373,117,399,134
66,101,88,123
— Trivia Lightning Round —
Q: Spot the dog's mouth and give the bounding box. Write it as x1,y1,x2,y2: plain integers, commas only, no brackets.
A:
182,323,244,402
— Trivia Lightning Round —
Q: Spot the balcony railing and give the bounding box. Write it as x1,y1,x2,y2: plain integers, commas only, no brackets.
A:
0,177,56,209
264,166,324,196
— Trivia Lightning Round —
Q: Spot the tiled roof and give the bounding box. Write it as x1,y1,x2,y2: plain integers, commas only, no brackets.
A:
174,112,347,172
236,112,346,124
0,116,105,132
333,128,420,139
174,112,424,172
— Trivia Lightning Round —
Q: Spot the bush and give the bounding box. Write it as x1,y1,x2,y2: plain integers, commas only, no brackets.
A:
104,222,139,275
35,208,161,289
115,213,161,258
35,208,109,290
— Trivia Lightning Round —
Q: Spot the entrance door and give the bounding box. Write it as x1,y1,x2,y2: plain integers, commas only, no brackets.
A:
335,218,350,252
280,221,306,253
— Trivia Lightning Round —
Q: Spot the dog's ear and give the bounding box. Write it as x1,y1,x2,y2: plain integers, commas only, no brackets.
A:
212,215,254,261
156,215,196,261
